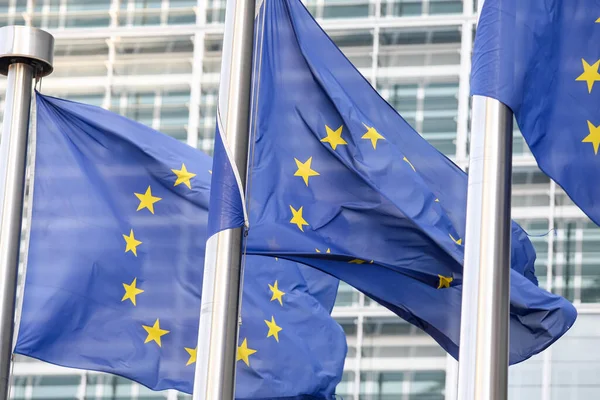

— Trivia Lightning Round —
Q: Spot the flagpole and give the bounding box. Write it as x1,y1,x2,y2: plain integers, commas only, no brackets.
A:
192,0,255,399
0,26,53,400
456,94,513,400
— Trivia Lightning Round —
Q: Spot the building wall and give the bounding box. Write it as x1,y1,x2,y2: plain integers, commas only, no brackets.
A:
0,0,597,399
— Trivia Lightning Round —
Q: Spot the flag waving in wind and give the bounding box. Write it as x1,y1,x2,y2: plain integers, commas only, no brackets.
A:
16,93,346,398
471,0,600,226
209,0,577,364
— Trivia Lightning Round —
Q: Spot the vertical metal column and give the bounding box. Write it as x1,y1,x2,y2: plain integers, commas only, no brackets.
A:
192,0,255,399
457,95,513,400
0,25,54,400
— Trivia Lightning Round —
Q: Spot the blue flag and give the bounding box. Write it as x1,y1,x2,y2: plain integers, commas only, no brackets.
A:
16,93,346,398
471,0,600,225
210,0,577,364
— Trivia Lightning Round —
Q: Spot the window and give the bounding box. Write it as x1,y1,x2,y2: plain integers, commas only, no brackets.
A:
382,0,423,17
30,375,81,399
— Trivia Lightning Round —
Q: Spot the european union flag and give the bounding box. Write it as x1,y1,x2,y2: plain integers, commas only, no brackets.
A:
471,0,600,224
15,93,346,398
210,0,577,363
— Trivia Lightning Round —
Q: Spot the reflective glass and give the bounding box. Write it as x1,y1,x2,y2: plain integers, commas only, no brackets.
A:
30,375,80,399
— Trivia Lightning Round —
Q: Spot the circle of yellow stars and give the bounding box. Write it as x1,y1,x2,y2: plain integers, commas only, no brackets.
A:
576,21,600,155
288,122,457,289
118,163,206,367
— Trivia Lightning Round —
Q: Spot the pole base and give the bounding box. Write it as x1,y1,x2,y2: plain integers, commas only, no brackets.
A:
0,26,54,78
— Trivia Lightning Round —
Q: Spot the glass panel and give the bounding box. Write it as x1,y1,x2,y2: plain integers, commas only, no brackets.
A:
550,314,600,399
581,220,600,302
508,353,544,400
335,281,359,307
382,0,423,17
328,30,373,68
10,377,28,400
429,0,463,15
379,27,461,68
206,0,226,23
422,82,458,156
512,166,550,208
410,371,445,399
85,375,132,399
322,0,372,19
204,35,223,74
66,0,111,12
553,219,579,301
337,371,355,398
30,375,81,399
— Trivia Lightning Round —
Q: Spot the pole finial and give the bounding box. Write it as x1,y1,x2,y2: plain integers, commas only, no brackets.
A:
0,25,54,78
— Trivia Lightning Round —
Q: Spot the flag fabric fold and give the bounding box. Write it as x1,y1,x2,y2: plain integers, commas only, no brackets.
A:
208,0,575,364
471,0,600,225
16,93,346,399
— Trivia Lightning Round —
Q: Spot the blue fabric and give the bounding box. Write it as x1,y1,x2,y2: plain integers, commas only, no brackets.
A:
208,122,245,236
211,0,574,364
16,93,346,399
471,0,600,225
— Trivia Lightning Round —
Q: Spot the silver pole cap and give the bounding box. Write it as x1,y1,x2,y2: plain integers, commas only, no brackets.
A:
0,25,54,78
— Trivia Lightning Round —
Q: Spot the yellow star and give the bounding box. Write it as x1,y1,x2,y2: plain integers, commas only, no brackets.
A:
403,156,416,172
236,338,257,366
123,229,142,256
171,163,197,189
315,248,331,253
185,347,197,366
576,59,600,93
361,123,385,149
583,120,600,155
134,186,162,214
142,319,169,347
321,125,347,150
264,316,283,342
294,157,320,186
269,280,285,306
121,278,144,306
449,234,462,246
596,17,600,23
435,198,440,202
438,275,453,289
289,205,309,232
349,259,366,264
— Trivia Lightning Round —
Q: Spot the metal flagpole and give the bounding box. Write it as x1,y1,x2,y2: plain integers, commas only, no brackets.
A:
0,26,53,400
192,0,255,399
456,94,513,399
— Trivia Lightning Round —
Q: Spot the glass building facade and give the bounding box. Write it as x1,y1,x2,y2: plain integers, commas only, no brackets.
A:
0,0,598,398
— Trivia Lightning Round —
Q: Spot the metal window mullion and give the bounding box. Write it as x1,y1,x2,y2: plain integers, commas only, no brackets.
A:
316,0,324,19
160,0,169,25
109,0,120,27
187,15,205,148
370,0,380,88
353,310,364,400
58,0,66,29
455,19,474,167
102,37,116,110
415,84,425,134
24,376,32,400
75,371,86,400
547,180,556,292
8,0,16,25
41,0,50,29
152,90,162,130
126,0,134,27
422,0,430,15
574,222,583,303
131,381,140,399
